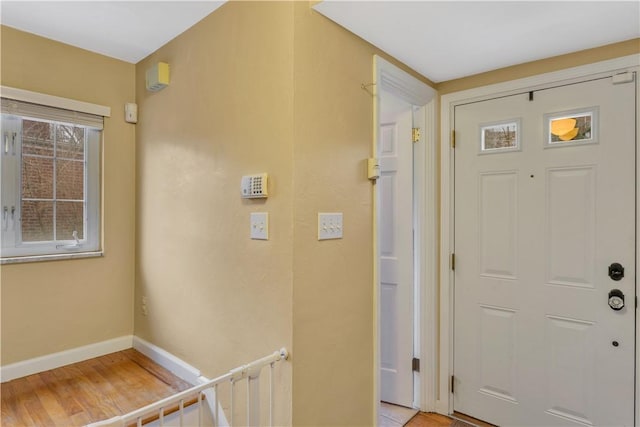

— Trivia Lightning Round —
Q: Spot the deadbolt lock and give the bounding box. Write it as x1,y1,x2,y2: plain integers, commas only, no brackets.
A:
608,263,624,281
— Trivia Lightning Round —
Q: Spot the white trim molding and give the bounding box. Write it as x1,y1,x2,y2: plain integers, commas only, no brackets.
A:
132,337,227,426
419,96,439,413
0,334,223,423
0,85,111,117
0,335,133,382
635,57,640,427
375,56,436,106
132,336,201,385
373,54,439,414
438,53,640,417
1,251,103,265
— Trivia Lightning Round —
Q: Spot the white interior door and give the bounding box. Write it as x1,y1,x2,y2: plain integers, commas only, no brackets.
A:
379,92,414,407
454,75,636,426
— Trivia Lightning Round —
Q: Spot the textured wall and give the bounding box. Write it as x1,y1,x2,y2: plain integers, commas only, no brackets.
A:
134,2,432,425
134,2,294,424
0,26,136,364
290,4,432,425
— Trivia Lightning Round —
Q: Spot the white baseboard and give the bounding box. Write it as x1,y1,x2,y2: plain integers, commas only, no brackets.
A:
133,338,225,425
0,335,133,383
132,336,201,385
1,334,223,423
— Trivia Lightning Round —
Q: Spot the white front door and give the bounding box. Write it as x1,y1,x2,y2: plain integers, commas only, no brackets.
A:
379,93,414,407
454,75,636,426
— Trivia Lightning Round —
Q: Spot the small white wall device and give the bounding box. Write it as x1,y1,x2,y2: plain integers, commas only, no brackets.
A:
318,212,343,240
367,157,380,180
146,62,170,92
241,173,268,198
124,103,138,123
250,212,269,240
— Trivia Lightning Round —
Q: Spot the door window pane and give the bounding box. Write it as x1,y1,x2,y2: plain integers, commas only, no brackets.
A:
480,120,521,153
545,108,598,147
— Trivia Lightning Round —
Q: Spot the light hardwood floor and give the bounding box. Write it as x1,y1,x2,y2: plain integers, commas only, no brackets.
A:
1,349,193,426
406,411,496,427
2,350,498,427
405,412,459,427
381,402,496,427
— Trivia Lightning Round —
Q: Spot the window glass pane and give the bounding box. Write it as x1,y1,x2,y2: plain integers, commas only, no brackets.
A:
56,125,84,160
56,159,84,200
544,108,598,148
481,121,519,152
22,119,54,156
2,104,101,258
56,201,84,240
21,201,53,241
549,113,592,144
22,156,53,199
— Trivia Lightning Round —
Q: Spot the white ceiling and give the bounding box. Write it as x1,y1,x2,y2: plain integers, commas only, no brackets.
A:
314,1,640,82
1,1,638,81
0,1,226,64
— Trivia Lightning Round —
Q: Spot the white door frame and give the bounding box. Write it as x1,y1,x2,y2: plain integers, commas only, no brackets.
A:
438,54,640,418
372,55,438,419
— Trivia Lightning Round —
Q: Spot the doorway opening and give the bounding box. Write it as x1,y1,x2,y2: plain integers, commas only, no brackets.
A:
373,56,437,419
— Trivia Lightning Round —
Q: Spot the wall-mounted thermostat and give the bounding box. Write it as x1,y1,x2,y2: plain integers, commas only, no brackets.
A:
241,173,268,198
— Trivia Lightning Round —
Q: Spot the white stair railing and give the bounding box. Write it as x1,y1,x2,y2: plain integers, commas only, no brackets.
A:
87,348,288,427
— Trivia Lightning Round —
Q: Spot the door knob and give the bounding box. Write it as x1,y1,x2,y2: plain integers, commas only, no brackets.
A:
608,289,625,311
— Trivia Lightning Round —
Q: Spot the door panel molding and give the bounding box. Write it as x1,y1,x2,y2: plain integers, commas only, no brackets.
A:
438,54,640,417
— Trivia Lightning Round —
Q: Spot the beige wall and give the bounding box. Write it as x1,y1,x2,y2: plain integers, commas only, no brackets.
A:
0,26,136,364
291,4,378,425
291,6,431,426
134,2,294,424
437,38,640,94
0,3,431,424
12,4,631,425
135,2,432,425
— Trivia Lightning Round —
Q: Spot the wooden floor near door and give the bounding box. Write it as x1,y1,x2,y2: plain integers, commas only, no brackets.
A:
406,411,496,427
1,349,193,426
381,401,497,427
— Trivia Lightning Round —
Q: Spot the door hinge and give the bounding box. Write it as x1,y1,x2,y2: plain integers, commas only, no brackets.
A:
451,130,456,148
412,357,420,372
451,375,455,394
451,253,455,271
412,127,421,143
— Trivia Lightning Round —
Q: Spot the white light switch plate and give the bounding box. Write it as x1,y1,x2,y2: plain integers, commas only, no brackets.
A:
250,212,269,240
318,213,343,240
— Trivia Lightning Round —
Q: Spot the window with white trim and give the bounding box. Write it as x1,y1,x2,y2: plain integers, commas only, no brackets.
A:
1,98,102,259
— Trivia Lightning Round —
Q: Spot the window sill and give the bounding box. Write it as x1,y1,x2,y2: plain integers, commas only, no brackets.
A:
0,251,103,265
